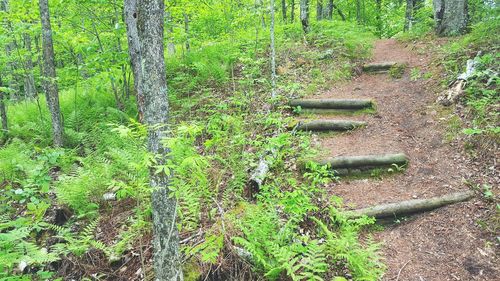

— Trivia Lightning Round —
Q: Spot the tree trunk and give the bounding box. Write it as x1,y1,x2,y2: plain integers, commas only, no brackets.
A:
375,0,382,36
300,0,310,33
124,0,144,121
281,0,287,21
405,0,424,31
326,0,333,19
23,34,37,98
291,0,295,22
317,0,323,21
39,0,63,147
296,120,366,131
433,0,468,36
184,13,190,53
316,153,409,169
135,0,183,280
270,0,277,99
166,12,176,55
356,0,362,23
290,98,373,109
0,75,7,135
348,190,474,219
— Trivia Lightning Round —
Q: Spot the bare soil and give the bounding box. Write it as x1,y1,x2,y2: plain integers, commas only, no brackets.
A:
308,39,499,280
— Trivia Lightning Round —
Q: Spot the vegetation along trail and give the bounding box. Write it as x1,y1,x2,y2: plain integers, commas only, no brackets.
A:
299,39,499,280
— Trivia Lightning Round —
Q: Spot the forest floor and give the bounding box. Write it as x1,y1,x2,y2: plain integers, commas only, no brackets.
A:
306,39,499,280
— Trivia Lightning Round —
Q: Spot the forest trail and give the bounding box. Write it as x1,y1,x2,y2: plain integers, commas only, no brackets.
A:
299,39,499,280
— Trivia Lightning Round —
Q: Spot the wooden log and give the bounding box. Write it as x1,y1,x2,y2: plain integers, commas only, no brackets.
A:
362,62,398,72
296,120,366,131
290,99,373,110
317,153,408,169
348,190,475,219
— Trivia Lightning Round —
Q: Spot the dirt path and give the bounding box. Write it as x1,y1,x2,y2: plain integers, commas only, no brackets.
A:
311,39,499,280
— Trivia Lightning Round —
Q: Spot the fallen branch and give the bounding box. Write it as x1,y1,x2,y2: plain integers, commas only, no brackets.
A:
296,120,366,131
290,99,373,110
362,62,398,72
437,52,481,106
317,153,408,169
348,190,474,219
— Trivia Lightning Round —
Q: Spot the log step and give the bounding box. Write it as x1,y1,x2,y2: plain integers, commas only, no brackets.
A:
290,99,373,110
296,120,366,132
347,190,474,219
317,153,408,170
362,62,399,73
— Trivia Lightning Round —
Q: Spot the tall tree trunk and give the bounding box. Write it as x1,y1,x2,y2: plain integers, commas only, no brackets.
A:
0,75,7,136
375,0,382,36
23,34,36,98
317,0,323,21
300,0,310,33
135,0,183,280
166,12,176,55
405,0,424,31
183,13,190,53
281,0,287,21
356,0,362,23
39,0,63,147
270,0,277,99
291,0,295,22
124,0,144,121
329,0,346,21
433,0,468,36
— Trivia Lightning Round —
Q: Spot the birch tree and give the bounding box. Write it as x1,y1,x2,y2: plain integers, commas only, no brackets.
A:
133,0,183,279
39,0,64,147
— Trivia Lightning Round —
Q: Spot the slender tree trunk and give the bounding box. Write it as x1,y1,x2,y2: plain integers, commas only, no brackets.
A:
135,0,183,280
39,0,63,147
281,0,287,22
291,0,295,22
433,0,468,36
0,75,7,136
166,12,175,55
317,0,323,21
270,0,277,99
331,1,346,21
23,34,36,98
356,0,361,23
300,0,310,33
375,0,382,36
183,13,190,53
124,0,144,121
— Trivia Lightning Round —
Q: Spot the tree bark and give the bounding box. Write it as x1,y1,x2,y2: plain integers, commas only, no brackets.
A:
0,75,7,135
166,12,175,55
39,0,63,147
317,153,409,169
317,0,323,21
433,0,468,36
291,0,295,22
296,120,366,131
300,0,310,33
290,98,373,109
135,0,183,280
281,0,287,21
270,0,277,99
183,13,190,53
348,190,474,219
362,61,399,72
23,34,36,98
124,0,144,121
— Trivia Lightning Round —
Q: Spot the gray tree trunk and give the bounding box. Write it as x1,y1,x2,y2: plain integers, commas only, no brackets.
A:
317,0,323,21
23,34,37,98
300,0,310,33
183,13,190,53
135,0,183,280
270,0,277,99
166,12,176,55
124,0,144,121
281,0,287,21
0,75,7,135
433,0,468,36
405,0,424,31
39,0,63,147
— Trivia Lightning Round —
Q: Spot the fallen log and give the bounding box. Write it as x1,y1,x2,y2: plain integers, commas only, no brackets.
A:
290,99,373,110
296,120,366,131
362,62,399,72
317,153,408,169
347,190,475,219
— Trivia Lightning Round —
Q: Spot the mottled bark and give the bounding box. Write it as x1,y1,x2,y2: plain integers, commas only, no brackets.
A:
23,34,36,98
124,0,144,121
317,0,323,20
270,0,277,99
300,0,309,33
136,0,183,280
433,0,468,36
39,0,63,147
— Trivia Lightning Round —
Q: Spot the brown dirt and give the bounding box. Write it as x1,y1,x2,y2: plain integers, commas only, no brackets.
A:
307,39,499,280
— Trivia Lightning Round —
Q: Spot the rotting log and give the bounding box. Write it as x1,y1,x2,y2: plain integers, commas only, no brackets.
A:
347,190,475,219
296,120,366,131
317,153,408,169
362,62,399,72
290,99,373,110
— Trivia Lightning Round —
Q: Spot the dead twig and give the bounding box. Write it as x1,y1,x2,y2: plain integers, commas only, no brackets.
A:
396,260,411,281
